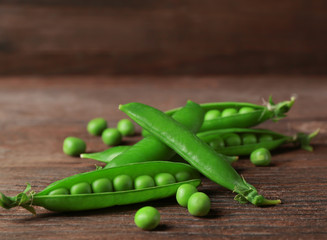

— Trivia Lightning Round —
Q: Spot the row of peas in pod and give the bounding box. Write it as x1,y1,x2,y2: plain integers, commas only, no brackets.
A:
0,97,318,231
62,118,135,157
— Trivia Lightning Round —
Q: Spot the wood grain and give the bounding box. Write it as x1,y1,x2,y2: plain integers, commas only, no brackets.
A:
0,1,327,75
0,76,326,239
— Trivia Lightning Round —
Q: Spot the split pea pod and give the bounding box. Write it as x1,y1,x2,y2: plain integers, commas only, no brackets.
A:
165,97,295,132
0,162,200,213
103,100,205,168
120,102,281,206
197,128,319,156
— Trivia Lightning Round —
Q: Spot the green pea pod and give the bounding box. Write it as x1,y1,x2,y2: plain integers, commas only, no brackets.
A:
80,146,131,163
197,128,319,155
120,102,281,206
0,162,200,214
104,100,205,168
81,144,237,165
161,96,295,133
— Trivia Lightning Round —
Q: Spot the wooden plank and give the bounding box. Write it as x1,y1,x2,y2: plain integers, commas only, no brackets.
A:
0,1,326,75
0,76,326,239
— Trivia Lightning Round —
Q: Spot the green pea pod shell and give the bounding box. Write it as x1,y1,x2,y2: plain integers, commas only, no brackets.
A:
161,97,295,133
81,145,237,165
104,100,205,168
80,146,131,163
197,128,319,155
120,102,281,206
0,162,200,213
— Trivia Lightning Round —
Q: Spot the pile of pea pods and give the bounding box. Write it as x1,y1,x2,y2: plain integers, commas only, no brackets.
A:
0,97,318,230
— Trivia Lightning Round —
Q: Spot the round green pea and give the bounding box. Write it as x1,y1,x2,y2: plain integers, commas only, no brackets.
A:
242,133,257,145
204,109,221,121
92,178,113,193
87,118,107,136
48,188,69,196
176,184,198,207
117,119,135,136
113,174,133,191
70,182,92,195
134,206,160,230
250,148,271,166
102,128,122,146
134,175,155,190
154,173,176,186
187,192,211,217
221,108,237,117
63,136,86,156
175,171,192,182
224,133,242,146
238,107,255,114
209,137,225,149
259,134,274,142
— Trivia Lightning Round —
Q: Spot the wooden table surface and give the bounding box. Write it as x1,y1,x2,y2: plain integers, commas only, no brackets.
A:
0,76,326,239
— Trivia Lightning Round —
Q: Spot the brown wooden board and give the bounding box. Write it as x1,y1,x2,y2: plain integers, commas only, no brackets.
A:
0,76,326,239
0,1,327,75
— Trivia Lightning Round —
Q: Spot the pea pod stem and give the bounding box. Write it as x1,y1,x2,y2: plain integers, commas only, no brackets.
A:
120,102,281,206
0,162,201,213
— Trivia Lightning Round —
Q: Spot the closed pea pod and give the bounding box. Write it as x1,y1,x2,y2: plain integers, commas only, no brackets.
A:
0,161,200,213
197,128,319,156
80,145,131,163
119,102,281,206
103,100,205,168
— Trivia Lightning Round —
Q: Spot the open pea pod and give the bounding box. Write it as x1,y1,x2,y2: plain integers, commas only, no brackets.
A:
0,162,200,214
165,96,295,132
197,128,319,156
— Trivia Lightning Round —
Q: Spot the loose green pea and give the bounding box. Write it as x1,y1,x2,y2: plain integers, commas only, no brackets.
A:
187,192,211,217
259,134,274,142
134,175,155,189
113,175,133,191
250,148,271,166
154,173,176,186
63,136,86,156
48,188,69,196
117,119,135,136
134,206,160,230
175,171,192,182
70,182,92,195
204,109,221,121
92,178,113,193
224,133,242,146
238,107,255,114
221,108,237,117
102,128,122,146
242,133,257,145
209,137,225,149
87,118,107,136
176,184,198,207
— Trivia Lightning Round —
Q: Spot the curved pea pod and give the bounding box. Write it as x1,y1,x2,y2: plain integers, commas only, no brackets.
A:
104,100,204,168
0,162,200,214
82,143,238,165
197,128,319,156
165,97,295,132
120,102,281,206
80,146,131,163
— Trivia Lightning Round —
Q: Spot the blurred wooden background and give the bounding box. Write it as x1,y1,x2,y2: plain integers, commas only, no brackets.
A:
0,0,326,75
